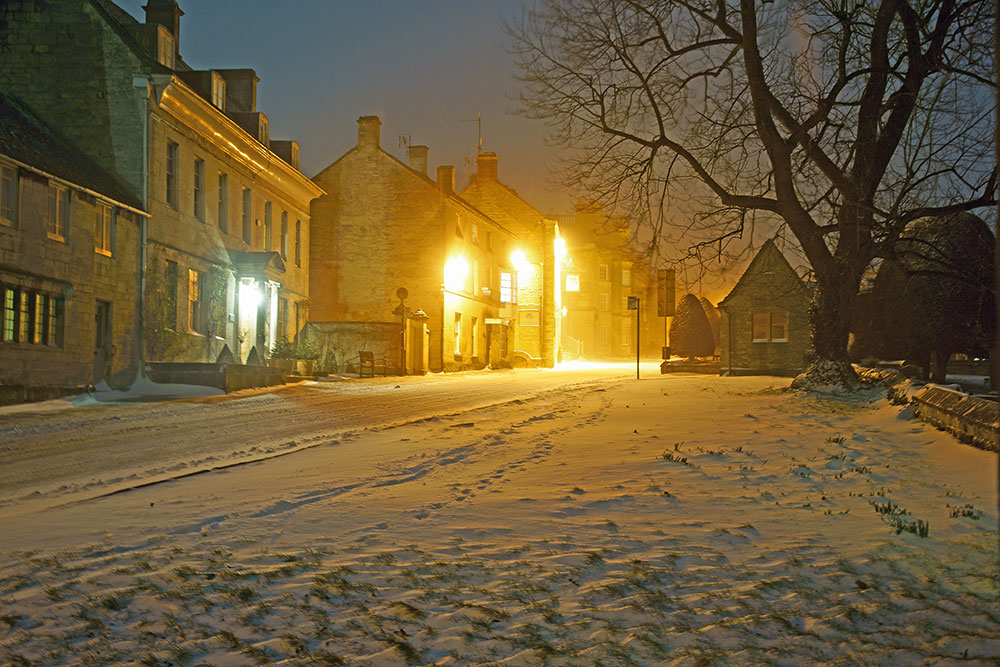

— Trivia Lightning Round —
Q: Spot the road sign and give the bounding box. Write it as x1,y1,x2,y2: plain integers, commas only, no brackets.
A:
657,269,675,317
627,295,639,310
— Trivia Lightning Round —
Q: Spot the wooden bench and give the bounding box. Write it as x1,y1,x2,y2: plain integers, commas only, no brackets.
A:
358,350,388,377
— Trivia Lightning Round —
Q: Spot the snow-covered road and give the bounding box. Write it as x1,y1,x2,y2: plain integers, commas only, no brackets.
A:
1,369,997,665
0,363,651,510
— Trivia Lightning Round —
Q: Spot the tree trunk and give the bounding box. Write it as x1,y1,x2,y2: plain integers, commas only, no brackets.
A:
791,272,860,391
931,346,950,384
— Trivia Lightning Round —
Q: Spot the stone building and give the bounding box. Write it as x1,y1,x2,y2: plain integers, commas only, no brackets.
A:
718,239,813,375
551,203,659,360
0,0,322,369
461,152,563,368
309,117,517,374
0,90,144,393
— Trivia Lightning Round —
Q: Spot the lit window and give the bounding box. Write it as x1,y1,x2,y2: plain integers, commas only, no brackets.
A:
565,273,580,292
211,72,226,111
599,264,609,281
188,269,203,333
95,202,114,256
2,286,15,341
48,295,64,347
157,29,175,69
47,183,70,241
1,163,17,228
217,173,228,233
241,188,252,244
193,158,206,221
500,272,514,303
453,312,462,356
0,286,62,345
166,141,179,208
280,211,288,260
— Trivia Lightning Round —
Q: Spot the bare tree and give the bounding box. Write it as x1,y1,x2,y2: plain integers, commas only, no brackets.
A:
509,0,995,388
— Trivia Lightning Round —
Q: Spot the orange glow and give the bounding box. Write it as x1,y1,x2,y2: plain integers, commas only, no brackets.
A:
444,255,469,291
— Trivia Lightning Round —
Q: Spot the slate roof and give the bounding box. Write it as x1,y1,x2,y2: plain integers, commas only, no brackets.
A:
0,89,144,211
718,238,810,308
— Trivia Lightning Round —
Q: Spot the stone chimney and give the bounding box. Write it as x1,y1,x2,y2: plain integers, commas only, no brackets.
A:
477,152,498,182
437,165,455,194
357,116,381,150
143,0,183,60
408,145,428,175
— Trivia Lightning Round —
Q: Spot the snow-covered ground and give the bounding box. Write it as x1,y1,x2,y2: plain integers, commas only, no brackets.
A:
0,370,997,665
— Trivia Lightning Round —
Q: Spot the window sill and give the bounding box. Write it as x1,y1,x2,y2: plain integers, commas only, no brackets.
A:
752,339,788,343
46,232,66,243
95,249,113,258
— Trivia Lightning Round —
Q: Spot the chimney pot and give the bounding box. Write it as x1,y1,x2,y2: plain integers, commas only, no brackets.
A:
408,145,428,175
437,165,455,194
357,116,381,150
477,152,498,182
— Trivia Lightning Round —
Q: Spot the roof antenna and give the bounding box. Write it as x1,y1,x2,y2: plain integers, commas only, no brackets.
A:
398,134,411,150
459,113,482,155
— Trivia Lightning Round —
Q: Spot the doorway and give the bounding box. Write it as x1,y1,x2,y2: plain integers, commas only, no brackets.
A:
93,300,112,384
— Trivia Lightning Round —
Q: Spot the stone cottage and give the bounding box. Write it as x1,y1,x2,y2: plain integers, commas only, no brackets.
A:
718,239,813,375
460,152,563,368
0,89,144,395
309,117,517,374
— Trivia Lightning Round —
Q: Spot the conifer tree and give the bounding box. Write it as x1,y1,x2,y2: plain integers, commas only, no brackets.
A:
670,293,715,359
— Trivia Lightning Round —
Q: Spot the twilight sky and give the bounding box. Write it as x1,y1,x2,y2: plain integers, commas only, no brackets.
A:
116,0,572,214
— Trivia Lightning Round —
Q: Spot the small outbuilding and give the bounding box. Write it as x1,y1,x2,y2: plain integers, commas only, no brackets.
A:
719,239,812,376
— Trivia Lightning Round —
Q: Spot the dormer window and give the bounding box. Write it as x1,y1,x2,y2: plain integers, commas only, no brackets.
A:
211,72,226,111
157,28,175,69
260,116,269,145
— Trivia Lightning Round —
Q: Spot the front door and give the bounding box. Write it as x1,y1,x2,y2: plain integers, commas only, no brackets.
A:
93,300,112,384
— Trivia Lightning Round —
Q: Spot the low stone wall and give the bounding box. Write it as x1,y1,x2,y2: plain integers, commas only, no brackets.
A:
0,384,85,407
145,362,284,393
300,322,402,375
859,367,998,452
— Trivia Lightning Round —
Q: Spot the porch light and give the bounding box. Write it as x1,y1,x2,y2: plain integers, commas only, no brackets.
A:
444,255,469,291
554,236,567,261
239,278,261,312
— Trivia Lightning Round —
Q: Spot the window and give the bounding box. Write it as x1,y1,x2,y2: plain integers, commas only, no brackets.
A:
241,188,252,243
1,286,62,345
260,116,270,146
599,292,609,311
599,264,609,281
598,325,609,345
188,269,203,333
500,271,514,304
621,319,631,346
95,202,114,256
471,317,478,357
294,219,302,267
453,312,462,356
471,222,479,244
47,183,70,241
1,163,17,228
165,260,178,330
752,312,788,342
193,158,206,221
565,273,580,292
157,29,175,69
211,72,226,111
622,267,631,286
278,297,289,341
217,173,228,233
280,211,288,260
264,201,272,250
166,141,179,208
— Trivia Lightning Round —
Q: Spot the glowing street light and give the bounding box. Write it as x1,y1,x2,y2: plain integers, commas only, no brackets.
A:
511,249,530,273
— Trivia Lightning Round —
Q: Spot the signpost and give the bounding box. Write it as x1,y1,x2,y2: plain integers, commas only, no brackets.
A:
627,295,639,379
657,269,676,361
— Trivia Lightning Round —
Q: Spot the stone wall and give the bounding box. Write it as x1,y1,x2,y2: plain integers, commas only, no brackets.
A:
300,321,402,375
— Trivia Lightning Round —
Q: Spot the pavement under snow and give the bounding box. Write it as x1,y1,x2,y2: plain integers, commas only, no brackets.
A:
0,367,997,665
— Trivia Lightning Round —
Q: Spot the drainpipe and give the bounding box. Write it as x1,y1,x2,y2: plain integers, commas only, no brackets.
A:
133,75,151,380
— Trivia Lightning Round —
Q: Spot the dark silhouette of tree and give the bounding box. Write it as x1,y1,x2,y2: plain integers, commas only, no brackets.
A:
851,213,996,382
509,0,995,390
670,293,715,358
699,296,721,356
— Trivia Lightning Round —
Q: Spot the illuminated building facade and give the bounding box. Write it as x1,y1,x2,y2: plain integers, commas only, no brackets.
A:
310,117,517,373
0,0,322,370
461,153,564,368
